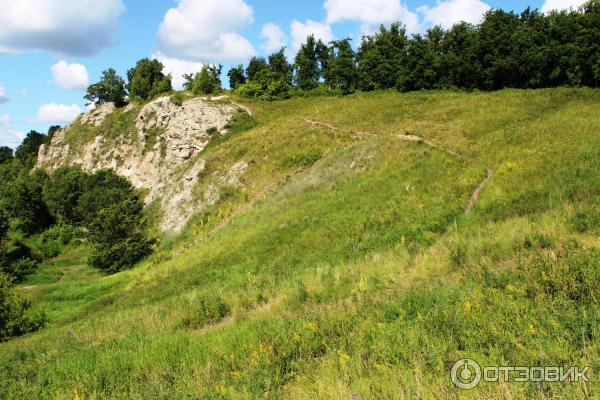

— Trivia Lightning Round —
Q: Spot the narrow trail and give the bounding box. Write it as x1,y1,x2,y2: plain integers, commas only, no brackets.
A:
465,167,494,215
302,118,493,215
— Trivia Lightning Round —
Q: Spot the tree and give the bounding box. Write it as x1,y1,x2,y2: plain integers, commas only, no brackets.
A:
357,23,409,91
227,65,246,90
14,131,46,164
327,39,358,94
184,65,223,95
0,272,44,342
0,147,13,165
127,58,172,100
87,199,152,273
268,48,293,85
246,57,269,81
43,166,88,225
85,69,127,107
294,36,320,90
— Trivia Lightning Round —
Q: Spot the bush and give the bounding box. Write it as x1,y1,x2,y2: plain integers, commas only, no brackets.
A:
572,204,600,232
87,199,153,273
183,293,229,328
0,273,44,342
170,92,184,106
34,225,81,258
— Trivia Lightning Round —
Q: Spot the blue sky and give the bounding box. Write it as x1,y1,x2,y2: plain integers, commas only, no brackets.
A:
0,0,585,148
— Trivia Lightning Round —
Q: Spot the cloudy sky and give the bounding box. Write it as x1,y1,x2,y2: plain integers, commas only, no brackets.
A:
0,0,587,147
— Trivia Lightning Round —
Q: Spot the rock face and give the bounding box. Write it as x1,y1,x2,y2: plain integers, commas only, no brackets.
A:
37,96,248,232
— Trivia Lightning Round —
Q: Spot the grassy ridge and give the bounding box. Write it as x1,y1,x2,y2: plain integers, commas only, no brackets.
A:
1,88,600,399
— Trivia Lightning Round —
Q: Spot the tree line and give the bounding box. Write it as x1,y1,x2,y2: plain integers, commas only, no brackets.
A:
228,2,600,99
84,2,600,106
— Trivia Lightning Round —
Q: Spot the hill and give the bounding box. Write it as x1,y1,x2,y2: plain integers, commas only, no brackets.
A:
1,88,600,399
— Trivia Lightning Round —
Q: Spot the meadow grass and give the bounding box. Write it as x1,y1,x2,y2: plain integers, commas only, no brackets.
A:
2,88,600,399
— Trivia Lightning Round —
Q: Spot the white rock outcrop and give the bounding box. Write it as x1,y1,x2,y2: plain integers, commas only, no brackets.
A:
37,96,249,232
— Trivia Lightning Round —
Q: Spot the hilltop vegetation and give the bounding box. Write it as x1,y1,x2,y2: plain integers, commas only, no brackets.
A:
0,88,599,398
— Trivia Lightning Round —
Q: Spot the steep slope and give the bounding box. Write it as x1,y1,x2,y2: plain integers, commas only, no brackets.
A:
2,89,600,399
37,95,251,231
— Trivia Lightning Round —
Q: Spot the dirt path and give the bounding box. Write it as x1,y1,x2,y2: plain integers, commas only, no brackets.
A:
302,118,493,214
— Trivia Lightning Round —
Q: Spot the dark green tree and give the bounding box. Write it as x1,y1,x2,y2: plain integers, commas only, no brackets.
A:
87,199,153,273
227,65,246,90
14,131,46,164
327,39,358,94
246,57,269,81
294,35,320,90
0,147,13,165
268,48,293,85
85,68,127,107
184,65,223,95
43,166,88,225
127,58,173,100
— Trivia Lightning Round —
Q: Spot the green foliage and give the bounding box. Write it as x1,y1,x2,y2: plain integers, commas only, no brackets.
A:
294,35,322,90
169,91,184,106
184,65,222,95
183,293,230,328
0,168,53,234
0,273,44,342
326,39,358,94
85,68,127,107
87,199,152,273
281,149,323,168
0,147,13,165
14,130,46,164
127,58,172,100
42,166,88,225
33,225,81,258
572,202,600,232
227,64,246,90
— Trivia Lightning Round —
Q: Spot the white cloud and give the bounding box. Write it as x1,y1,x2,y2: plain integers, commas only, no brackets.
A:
261,23,286,54
0,86,8,104
418,0,491,29
291,20,334,54
31,103,82,123
51,61,90,91
0,114,24,148
152,52,204,91
541,0,586,13
0,0,125,56
156,0,255,63
324,0,420,33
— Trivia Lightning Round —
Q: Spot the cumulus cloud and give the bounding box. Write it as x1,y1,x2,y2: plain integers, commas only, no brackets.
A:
0,0,125,56
152,52,204,91
541,0,587,13
0,86,8,104
51,61,90,91
324,0,420,33
418,0,491,29
156,0,255,63
261,23,287,54
0,114,24,148
31,103,82,123
291,20,334,54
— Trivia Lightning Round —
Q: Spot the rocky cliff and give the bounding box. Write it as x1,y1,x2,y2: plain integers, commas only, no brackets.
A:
37,96,251,232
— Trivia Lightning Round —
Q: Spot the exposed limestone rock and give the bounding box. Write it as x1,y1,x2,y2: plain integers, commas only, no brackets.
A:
36,96,249,232
80,103,115,126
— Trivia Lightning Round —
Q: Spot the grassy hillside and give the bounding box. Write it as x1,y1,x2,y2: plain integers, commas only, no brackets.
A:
2,88,600,399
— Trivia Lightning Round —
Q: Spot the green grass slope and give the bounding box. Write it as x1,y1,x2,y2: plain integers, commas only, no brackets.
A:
2,88,600,399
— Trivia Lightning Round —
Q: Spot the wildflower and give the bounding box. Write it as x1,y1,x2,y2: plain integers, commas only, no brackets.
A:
465,301,473,314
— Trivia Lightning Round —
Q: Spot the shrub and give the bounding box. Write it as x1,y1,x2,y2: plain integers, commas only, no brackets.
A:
0,273,44,342
170,92,184,106
572,204,600,232
87,199,153,273
183,293,229,328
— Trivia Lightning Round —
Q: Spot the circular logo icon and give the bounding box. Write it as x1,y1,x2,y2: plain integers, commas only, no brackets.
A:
451,359,482,390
